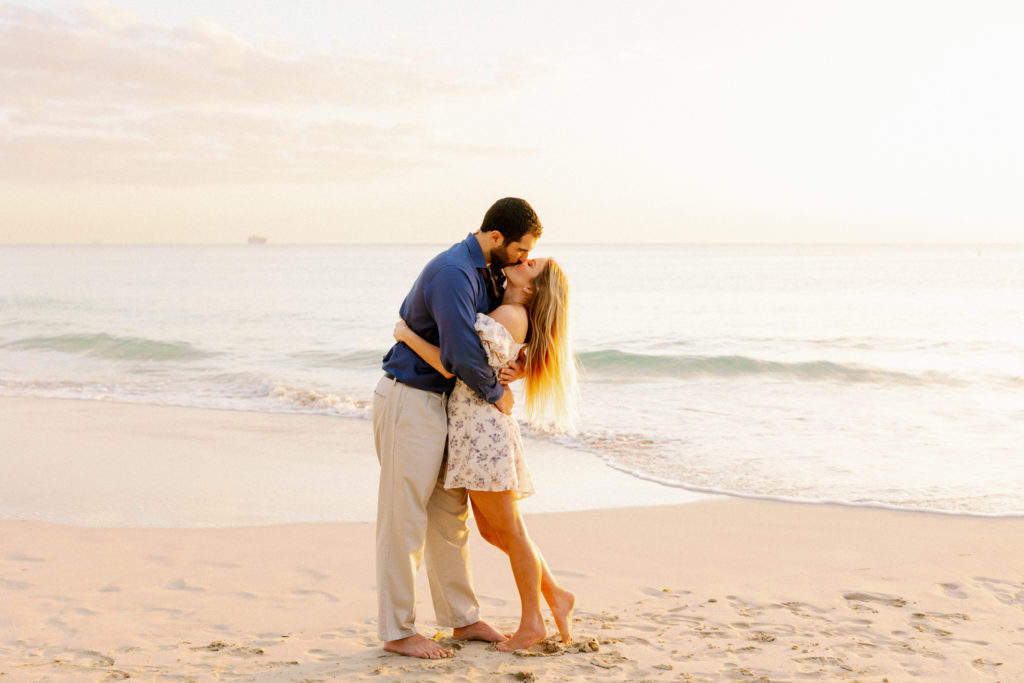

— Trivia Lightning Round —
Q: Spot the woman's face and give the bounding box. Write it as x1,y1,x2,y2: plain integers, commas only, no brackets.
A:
503,257,548,292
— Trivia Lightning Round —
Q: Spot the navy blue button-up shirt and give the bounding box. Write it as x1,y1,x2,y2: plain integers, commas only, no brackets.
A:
382,233,505,403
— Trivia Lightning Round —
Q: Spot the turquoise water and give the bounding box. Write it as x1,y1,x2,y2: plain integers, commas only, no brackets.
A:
2,243,1022,515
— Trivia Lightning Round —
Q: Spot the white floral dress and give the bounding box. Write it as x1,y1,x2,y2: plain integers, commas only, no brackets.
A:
445,313,535,498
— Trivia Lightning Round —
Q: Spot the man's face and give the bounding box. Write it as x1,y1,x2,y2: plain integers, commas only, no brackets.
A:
492,233,537,268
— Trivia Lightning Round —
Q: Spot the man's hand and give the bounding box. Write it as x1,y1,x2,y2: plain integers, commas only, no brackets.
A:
494,385,515,415
498,348,527,385
393,318,411,343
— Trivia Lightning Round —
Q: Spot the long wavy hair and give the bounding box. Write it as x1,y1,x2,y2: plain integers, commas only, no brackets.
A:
522,259,577,432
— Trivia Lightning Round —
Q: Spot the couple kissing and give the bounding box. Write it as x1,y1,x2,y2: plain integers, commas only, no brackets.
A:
372,197,576,658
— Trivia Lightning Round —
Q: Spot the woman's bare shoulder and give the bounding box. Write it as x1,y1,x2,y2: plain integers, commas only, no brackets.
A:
488,304,528,343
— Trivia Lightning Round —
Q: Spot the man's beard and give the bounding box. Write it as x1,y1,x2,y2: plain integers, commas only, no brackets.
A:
490,243,518,268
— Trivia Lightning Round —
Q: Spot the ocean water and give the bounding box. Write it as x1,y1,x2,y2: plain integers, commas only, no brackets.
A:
2,243,1022,517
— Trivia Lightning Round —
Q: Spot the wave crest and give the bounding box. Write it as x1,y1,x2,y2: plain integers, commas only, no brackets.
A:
269,385,371,418
4,333,212,361
577,349,946,384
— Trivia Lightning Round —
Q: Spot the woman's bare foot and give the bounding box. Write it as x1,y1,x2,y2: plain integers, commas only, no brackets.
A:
494,618,547,652
383,633,453,659
550,588,576,643
452,620,506,643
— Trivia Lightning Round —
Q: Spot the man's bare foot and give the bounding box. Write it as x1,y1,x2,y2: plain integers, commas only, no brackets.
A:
550,588,576,643
452,620,506,643
494,619,547,653
383,633,453,659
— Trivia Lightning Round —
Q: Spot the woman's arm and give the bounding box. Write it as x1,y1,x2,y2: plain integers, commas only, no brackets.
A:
393,319,454,378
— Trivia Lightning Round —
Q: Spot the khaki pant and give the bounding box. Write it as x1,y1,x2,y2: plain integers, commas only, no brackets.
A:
372,375,480,641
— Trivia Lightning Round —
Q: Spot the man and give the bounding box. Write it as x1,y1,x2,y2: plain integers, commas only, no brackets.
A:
372,197,542,659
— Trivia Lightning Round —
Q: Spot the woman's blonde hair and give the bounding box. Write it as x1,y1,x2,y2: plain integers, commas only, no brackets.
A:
522,258,577,432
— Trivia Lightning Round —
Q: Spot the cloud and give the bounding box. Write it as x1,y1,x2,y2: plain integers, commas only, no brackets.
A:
0,3,541,184
75,1,139,32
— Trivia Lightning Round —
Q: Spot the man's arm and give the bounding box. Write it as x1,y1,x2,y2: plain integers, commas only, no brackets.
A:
424,266,506,405
393,319,454,378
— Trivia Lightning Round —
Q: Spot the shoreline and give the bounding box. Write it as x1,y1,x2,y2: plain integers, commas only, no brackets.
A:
0,395,709,528
3,394,1020,525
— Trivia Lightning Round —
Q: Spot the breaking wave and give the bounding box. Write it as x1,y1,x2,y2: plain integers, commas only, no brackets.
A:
4,333,213,361
577,349,958,385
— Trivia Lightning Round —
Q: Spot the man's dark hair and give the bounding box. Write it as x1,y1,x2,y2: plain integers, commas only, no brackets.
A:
480,197,543,243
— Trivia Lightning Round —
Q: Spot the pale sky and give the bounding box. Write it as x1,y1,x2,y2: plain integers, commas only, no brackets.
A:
2,1,1022,244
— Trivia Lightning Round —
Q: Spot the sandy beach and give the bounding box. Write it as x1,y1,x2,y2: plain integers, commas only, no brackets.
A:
2,397,1023,681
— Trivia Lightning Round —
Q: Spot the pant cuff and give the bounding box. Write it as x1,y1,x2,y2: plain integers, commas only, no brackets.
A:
447,608,482,630
378,627,417,642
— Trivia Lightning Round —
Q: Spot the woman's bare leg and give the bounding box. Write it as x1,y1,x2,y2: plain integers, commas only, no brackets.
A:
533,546,575,643
471,496,575,644
468,490,546,651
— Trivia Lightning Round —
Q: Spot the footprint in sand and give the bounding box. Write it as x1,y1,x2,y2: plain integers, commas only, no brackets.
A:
743,632,777,645
842,591,906,612
908,611,989,647
793,654,857,676
971,657,1005,678
972,577,1024,609
46,616,76,634
726,596,766,618
143,604,185,615
775,601,831,621
5,553,45,562
53,649,116,667
299,568,331,580
937,582,968,599
0,578,31,590
191,641,264,657
292,589,338,602
649,608,703,628
692,625,730,640
911,610,970,624
306,648,342,662
667,605,701,615
165,578,205,592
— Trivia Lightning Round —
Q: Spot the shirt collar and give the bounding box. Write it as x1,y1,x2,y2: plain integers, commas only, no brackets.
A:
463,232,488,270
463,232,506,300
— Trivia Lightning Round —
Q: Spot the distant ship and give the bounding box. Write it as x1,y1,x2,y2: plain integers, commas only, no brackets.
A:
247,235,267,244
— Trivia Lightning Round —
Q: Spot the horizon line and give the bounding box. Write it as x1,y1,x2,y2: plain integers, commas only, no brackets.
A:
2,241,1023,248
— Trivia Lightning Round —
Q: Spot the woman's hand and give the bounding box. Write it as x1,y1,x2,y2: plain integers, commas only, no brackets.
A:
393,318,412,343
498,347,527,385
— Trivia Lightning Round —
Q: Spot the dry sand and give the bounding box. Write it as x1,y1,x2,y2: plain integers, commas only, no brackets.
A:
1,397,1023,681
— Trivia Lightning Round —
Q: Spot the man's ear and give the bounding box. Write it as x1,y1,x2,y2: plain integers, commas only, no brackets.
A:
487,230,505,248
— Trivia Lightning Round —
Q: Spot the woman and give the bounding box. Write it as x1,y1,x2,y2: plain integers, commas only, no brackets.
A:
392,257,577,652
